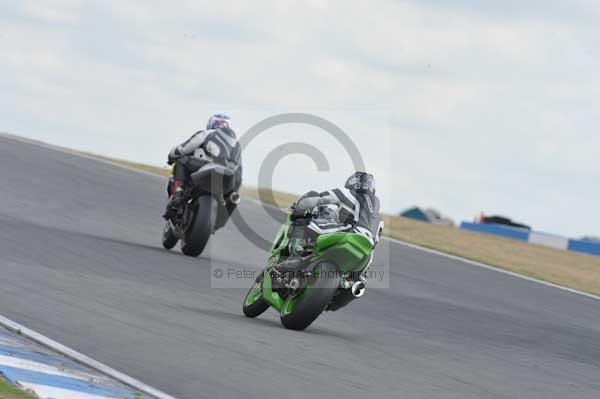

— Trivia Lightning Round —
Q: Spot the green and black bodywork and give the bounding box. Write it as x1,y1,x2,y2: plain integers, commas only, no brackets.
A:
243,210,379,330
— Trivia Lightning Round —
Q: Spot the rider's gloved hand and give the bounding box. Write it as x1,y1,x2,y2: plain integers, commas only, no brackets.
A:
167,148,183,165
167,154,179,165
291,203,307,218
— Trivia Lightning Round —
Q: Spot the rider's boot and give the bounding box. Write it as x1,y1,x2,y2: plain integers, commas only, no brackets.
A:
163,181,185,220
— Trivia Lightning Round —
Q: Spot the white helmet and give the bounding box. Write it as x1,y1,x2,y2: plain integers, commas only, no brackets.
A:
207,113,232,130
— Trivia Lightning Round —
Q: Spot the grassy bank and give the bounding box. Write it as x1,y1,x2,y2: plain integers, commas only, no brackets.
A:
0,377,37,399
239,189,600,297
28,140,600,297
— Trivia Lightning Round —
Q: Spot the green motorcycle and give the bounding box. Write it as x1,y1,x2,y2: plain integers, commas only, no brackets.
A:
243,208,381,330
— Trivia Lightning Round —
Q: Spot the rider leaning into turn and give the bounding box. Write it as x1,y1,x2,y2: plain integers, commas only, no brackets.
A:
163,113,242,219
289,172,383,310
292,172,383,244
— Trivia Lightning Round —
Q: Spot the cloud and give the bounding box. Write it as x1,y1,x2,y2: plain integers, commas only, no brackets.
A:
20,0,83,23
1,0,598,237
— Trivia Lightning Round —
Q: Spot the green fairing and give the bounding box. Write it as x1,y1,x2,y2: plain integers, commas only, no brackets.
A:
313,232,373,272
262,215,292,311
249,213,374,313
268,218,291,265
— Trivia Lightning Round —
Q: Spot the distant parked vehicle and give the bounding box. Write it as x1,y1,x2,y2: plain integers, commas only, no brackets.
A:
475,213,530,230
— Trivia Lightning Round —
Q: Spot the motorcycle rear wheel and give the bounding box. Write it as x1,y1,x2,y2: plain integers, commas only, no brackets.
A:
181,195,216,257
280,261,339,331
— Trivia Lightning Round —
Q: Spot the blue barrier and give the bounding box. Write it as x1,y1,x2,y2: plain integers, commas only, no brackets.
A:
567,239,600,256
460,222,600,257
460,222,530,241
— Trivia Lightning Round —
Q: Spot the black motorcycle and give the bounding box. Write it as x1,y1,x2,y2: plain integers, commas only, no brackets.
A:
162,162,240,257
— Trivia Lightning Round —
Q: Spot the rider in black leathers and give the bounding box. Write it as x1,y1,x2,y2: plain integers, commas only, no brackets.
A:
290,172,383,310
163,113,242,219
293,172,382,241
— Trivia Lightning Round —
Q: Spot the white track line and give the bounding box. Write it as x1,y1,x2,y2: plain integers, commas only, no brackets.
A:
0,315,178,399
0,132,167,181
18,382,116,399
0,135,177,397
381,235,600,301
0,354,110,382
249,198,600,302
5,133,599,303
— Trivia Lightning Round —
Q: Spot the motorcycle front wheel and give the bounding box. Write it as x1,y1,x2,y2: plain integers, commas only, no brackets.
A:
242,281,269,318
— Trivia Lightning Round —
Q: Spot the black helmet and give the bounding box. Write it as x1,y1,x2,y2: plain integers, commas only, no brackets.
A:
345,172,375,193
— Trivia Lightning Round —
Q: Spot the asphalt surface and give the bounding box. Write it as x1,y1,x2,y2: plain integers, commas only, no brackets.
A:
1,134,599,399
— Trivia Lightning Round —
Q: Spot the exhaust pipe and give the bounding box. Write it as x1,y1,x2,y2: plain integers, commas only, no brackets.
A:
288,277,300,290
228,191,241,205
351,280,366,298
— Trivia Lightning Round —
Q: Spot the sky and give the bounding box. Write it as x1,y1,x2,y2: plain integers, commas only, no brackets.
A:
1,0,599,238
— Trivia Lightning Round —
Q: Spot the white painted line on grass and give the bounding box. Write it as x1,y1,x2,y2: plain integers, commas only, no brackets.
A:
0,315,179,399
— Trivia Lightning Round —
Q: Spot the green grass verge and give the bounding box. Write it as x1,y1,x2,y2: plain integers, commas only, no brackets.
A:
0,377,38,399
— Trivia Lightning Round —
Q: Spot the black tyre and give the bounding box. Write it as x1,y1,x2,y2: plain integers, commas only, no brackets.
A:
242,282,269,318
280,262,340,331
181,195,216,257
162,221,178,250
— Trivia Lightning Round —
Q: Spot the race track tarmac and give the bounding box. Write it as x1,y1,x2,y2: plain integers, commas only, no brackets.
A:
1,134,599,398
